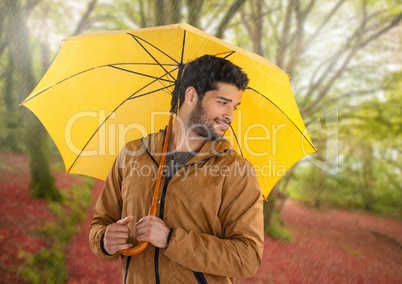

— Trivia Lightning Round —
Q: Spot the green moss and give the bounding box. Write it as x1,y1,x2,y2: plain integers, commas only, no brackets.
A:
19,176,93,284
266,211,294,242
18,246,67,284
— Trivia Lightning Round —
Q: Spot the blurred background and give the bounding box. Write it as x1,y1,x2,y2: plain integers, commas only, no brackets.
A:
0,0,401,283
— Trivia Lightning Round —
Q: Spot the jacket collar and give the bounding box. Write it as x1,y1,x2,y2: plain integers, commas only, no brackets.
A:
141,128,233,166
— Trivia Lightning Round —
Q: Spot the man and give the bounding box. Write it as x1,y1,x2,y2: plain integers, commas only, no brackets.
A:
89,55,264,283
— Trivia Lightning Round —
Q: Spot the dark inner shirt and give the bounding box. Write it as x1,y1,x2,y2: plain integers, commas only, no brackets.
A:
165,151,197,178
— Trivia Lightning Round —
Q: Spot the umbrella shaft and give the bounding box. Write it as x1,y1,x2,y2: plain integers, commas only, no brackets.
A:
119,111,175,256
170,63,185,112
151,110,174,209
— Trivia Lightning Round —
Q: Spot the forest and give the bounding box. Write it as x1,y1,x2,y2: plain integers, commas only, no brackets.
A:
0,0,401,283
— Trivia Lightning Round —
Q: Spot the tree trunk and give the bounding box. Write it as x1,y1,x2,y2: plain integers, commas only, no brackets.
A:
167,0,182,24
312,164,326,208
186,0,204,28
215,0,247,38
263,188,277,231
4,48,22,152
73,0,98,35
276,0,294,68
154,0,167,26
6,0,61,201
361,143,375,210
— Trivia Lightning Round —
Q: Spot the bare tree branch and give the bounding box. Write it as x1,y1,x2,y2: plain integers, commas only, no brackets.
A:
186,0,204,28
302,10,402,114
359,12,402,49
138,0,147,27
72,0,98,36
264,4,282,59
23,0,42,16
276,0,294,67
241,0,264,56
240,7,252,35
303,0,368,113
215,0,247,38
325,87,386,104
154,0,166,26
304,0,347,49
167,0,182,24
285,0,316,75
203,2,226,30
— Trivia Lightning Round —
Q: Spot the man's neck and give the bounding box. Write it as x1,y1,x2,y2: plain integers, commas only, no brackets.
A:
168,118,206,153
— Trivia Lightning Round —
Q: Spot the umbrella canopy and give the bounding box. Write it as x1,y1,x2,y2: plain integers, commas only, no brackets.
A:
22,23,316,198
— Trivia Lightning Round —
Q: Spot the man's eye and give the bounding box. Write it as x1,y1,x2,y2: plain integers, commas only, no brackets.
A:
218,101,226,105
233,106,238,111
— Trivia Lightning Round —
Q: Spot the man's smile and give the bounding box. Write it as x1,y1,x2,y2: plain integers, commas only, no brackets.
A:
214,118,231,132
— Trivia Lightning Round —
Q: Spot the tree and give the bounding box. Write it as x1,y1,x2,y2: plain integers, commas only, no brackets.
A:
3,0,62,201
93,0,246,30
1,0,101,201
226,0,402,222
338,70,402,213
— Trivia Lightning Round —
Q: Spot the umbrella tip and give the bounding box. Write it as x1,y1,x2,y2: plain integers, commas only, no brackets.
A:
178,22,193,29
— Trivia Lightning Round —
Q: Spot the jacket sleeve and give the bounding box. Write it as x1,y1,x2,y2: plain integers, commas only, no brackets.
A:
163,160,264,278
88,152,125,261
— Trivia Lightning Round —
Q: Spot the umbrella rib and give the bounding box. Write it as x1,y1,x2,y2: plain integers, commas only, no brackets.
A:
130,65,178,97
67,84,174,174
127,33,179,64
127,84,175,100
109,65,175,83
110,63,177,94
120,64,177,99
114,62,178,67
222,51,236,59
247,87,317,152
127,67,177,100
128,34,177,82
229,124,243,157
22,63,176,104
22,67,98,104
180,30,186,64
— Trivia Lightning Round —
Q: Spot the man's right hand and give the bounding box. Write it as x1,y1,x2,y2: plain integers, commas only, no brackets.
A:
103,215,134,255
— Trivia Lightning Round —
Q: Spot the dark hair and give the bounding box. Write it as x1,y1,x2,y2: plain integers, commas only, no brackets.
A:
178,55,249,108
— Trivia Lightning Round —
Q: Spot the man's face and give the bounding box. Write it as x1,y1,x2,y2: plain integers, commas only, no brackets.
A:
188,82,243,140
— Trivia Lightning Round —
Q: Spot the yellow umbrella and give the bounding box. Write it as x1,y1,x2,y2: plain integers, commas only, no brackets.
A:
22,22,316,205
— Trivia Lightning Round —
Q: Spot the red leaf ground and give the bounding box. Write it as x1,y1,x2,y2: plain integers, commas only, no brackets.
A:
1,151,401,283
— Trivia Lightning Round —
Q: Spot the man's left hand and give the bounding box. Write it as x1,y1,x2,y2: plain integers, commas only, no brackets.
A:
136,215,170,249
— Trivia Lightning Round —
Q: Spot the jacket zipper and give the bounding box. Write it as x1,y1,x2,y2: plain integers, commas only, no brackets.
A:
154,175,172,284
193,271,208,284
124,256,131,284
142,137,226,283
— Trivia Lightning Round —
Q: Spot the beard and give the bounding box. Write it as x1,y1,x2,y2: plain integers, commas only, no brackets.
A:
188,103,230,141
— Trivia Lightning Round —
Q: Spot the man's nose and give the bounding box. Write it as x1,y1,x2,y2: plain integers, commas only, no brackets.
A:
223,107,234,123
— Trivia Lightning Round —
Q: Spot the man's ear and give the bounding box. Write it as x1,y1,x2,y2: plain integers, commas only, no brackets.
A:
184,86,198,107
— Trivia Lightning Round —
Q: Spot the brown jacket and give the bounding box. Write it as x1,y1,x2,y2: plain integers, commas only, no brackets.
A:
89,130,264,283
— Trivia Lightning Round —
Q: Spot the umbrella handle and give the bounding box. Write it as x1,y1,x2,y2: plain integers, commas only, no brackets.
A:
118,205,157,256
119,241,149,256
118,112,175,256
